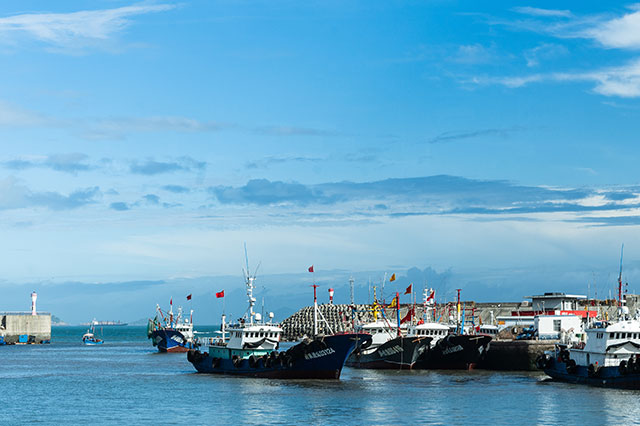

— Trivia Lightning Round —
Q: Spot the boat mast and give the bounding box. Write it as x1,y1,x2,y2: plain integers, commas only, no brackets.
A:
312,284,319,336
350,276,355,305
618,244,624,308
395,291,401,336
456,289,461,334
243,243,261,325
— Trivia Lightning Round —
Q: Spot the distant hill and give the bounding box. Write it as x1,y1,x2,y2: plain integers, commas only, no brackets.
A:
51,314,68,326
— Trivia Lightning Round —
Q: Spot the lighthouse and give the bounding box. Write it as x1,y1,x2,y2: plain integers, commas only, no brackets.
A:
31,291,38,316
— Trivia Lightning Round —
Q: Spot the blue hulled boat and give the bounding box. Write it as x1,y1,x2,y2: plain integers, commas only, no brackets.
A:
82,322,104,345
148,304,196,352
187,261,370,379
538,313,640,389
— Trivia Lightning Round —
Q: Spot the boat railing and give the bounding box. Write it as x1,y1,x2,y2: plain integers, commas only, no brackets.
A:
196,337,228,347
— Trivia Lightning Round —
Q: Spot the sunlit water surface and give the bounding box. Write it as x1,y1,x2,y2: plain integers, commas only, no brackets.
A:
1,326,639,425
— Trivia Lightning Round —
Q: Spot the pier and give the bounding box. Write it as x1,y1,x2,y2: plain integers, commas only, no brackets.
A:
0,312,52,344
0,291,52,345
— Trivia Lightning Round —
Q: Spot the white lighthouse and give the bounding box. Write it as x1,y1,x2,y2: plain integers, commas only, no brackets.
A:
31,291,37,316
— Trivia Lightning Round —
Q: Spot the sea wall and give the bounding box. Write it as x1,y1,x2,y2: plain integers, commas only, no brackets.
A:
0,313,52,344
281,296,640,341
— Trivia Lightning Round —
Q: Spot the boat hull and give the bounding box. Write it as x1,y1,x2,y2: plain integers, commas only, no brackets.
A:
542,356,640,389
150,329,195,353
345,335,431,369
416,334,492,370
188,333,371,379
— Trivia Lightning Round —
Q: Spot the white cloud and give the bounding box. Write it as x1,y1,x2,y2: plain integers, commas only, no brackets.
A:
481,59,640,98
0,100,49,126
0,3,175,51
512,7,573,18
449,44,495,64
585,7,640,49
524,43,569,67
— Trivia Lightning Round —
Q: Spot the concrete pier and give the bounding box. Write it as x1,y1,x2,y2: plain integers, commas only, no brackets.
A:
480,340,556,370
0,312,52,344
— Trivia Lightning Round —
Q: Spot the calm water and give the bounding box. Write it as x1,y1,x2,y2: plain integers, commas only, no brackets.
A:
1,326,640,425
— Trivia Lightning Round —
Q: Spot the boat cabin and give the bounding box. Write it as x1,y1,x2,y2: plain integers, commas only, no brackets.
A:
569,319,640,367
209,323,283,359
358,321,400,347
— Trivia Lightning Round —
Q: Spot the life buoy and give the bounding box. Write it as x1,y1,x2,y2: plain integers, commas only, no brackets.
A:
627,358,635,373
286,356,295,368
619,360,628,375
249,355,258,368
535,354,550,370
232,355,243,368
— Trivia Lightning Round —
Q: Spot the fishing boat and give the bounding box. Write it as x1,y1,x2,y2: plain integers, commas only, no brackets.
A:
410,288,491,370
147,302,196,352
345,319,431,369
345,288,432,370
187,256,371,379
537,246,640,388
82,322,104,345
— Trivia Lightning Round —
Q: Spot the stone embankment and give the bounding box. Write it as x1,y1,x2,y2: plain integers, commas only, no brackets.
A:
0,313,51,344
281,297,640,342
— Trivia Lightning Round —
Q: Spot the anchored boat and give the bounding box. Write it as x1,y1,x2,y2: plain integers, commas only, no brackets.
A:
147,302,196,352
188,257,370,379
82,322,104,345
411,288,491,370
538,246,640,388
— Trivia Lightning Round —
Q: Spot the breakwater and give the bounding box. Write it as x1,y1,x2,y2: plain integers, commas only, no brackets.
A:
281,297,640,341
0,312,51,344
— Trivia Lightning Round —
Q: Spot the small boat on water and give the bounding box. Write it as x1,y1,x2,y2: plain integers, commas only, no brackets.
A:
147,302,196,353
188,259,370,379
82,322,104,345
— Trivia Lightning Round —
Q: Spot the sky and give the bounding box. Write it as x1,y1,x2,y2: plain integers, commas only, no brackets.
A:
1,1,640,324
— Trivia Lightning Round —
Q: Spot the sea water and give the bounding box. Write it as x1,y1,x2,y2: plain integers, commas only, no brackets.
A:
1,326,639,425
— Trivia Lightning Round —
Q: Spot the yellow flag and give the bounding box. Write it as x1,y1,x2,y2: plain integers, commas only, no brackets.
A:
389,273,396,282
389,295,398,308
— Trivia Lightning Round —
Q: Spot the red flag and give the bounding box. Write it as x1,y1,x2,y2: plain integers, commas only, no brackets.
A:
404,284,412,295
427,289,435,302
400,307,414,324
216,290,225,298
308,265,314,273
170,297,172,305
186,294,192,301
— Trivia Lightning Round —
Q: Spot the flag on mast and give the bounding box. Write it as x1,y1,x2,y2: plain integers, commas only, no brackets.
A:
170,297,172,305
389,295,398,308
389,273,396,282
401,307,414,324
216,290,225,298
308,265,314,273
404,283,412,295
186,294,192,301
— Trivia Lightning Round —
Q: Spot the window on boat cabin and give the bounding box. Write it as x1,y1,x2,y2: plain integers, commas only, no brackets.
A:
553,320,561,333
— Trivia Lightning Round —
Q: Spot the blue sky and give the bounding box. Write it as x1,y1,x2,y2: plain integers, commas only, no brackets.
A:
1,1,640,323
